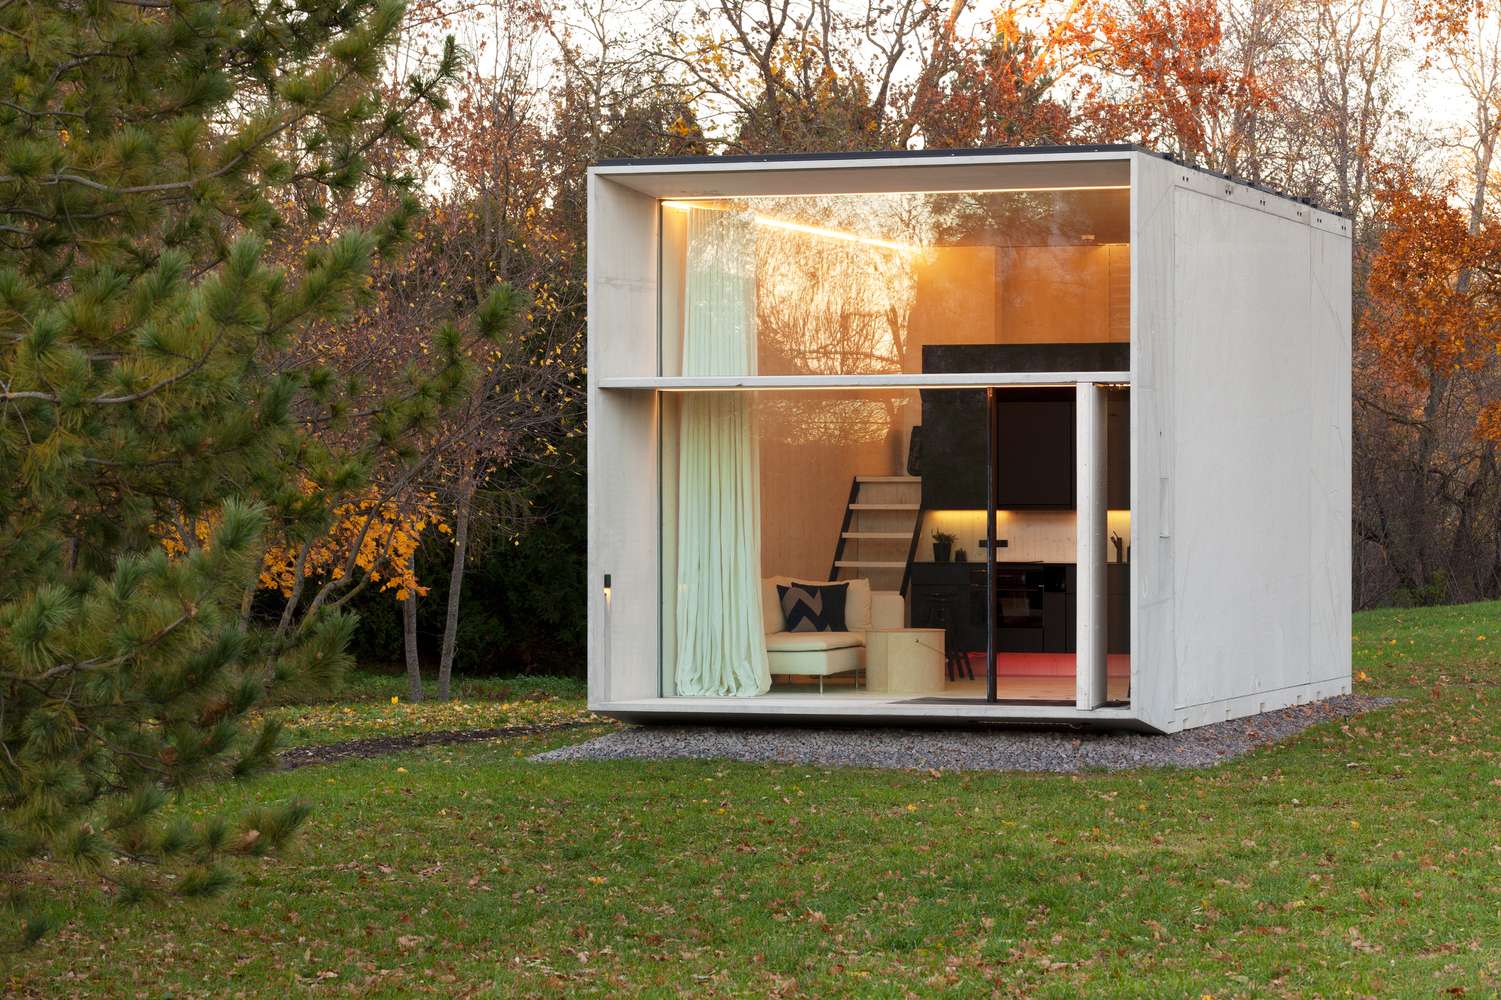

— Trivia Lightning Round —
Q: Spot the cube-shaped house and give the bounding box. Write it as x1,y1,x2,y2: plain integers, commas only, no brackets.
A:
587,145,1351,733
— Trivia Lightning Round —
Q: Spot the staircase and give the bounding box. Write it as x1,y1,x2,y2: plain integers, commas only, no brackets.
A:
827,475,923,596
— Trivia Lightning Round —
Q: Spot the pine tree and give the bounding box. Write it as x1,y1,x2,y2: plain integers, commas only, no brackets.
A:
0,0,518,941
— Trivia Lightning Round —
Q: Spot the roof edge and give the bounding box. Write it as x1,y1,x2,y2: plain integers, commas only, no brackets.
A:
594,142,1151,168
590,143,1345,220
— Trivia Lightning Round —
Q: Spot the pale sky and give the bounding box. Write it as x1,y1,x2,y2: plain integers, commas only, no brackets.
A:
409,0,1493,194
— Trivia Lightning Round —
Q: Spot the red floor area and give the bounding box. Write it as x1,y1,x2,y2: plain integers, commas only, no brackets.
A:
960,652,1131,678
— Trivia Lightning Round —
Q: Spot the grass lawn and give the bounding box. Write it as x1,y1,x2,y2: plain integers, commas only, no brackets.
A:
9,603,1501,998
258,674,592,748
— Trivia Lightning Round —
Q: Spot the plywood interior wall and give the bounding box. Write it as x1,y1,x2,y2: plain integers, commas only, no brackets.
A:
661,239,1131,376
998,245,1130,344
906,247,1000,369
906,244,1129,361
757,393,914,581
659,209,687,377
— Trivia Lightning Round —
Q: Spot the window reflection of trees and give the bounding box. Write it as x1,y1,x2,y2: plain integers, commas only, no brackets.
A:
931,190,1123,346
750,195,922,376
756,392,911,448
925,189,1112,248
690,189,1129,375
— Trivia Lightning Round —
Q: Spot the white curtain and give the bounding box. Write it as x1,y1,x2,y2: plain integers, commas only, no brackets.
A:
674,208,771,697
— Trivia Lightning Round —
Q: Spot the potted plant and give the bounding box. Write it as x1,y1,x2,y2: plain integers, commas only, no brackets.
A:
931,530,956,563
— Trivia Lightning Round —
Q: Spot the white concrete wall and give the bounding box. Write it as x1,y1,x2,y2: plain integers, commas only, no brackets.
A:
1130,152,1179,730
1163,169,1352,729
1076,383,1109,709
1308,216,1354,699
598,153,1130,199
587,174,662,704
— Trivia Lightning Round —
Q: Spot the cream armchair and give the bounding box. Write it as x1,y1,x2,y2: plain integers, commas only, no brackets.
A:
761,577,905,692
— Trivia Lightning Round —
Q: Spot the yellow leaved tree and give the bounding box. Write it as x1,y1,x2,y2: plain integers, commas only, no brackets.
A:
159,484,449,704
258,489,449,603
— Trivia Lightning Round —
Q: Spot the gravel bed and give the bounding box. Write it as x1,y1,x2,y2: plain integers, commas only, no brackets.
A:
532,694,1395,773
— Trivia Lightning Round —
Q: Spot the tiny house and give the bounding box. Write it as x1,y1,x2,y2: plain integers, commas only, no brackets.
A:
587,145,1351,733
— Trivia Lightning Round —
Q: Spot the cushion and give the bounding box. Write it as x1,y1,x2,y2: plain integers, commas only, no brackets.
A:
760,578,785,634
764,576,872,630
765,631,865,652
778,582,849,632
765,645,862,677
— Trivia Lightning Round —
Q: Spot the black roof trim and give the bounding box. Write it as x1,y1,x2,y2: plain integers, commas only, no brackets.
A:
593,143,1345,220
596,142,1151,167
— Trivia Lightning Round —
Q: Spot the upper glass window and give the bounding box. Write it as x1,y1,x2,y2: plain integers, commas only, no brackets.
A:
659,181,1129,377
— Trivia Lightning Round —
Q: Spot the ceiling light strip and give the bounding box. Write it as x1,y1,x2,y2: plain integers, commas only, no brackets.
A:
663,200,917,252
597,373,1133,391
663,185,1129,204
749,215,917,253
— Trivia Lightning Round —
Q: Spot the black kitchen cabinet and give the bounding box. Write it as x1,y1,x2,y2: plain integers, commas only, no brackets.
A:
916,345,1131,512
1043,591,1069,653
910,562,1074,654
1107,563,1130,654
997,390,1075,508
909,563,987,653
911,562,1127,656
1107,391,1130,510
909,579,971,648
918,389,988,510
919,388,1077,509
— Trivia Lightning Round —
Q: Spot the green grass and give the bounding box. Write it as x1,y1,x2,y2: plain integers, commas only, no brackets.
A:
11,602,1501,998
285,670,586,706
260,672,593,748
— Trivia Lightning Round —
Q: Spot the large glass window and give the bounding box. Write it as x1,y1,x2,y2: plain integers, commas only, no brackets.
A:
659,183,1130,377
652,166,1132,704
658,387,1130,704
660,390,921,697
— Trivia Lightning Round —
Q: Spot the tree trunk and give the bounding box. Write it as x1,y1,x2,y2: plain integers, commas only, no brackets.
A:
403,592,423,702
1394,121,1496,599
437,469,477,701
1399,376,1446,595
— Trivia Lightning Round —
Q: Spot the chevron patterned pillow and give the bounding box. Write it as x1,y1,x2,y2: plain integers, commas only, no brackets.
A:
776,582,849,633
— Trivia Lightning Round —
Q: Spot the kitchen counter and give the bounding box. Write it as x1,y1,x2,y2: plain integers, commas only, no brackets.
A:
909,562,1129,654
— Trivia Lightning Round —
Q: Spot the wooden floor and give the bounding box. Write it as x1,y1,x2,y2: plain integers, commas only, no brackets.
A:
955,652,1132,678
771,652,1132,702
943,675,1130,702
770,674,1130,702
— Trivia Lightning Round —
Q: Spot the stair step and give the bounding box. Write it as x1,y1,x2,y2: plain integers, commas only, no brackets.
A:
834,561,909,569
850,503,919,511
856,475,919,483
841,531,912,539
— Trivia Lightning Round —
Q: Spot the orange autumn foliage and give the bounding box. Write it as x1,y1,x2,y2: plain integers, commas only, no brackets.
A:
158,488,449,603
155,519,214,556
1363,175,1501,440
1072,0,1279,170
1413,0,1495,42
259,489,449,601
910,2,1091,148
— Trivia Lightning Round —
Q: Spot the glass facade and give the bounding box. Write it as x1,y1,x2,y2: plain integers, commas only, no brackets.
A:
653,170,1131,705
659,187,1130,377
658,387,1131,703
